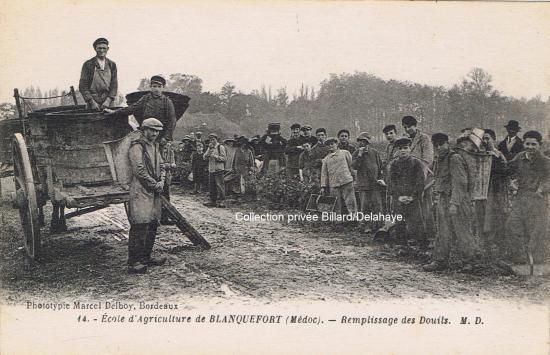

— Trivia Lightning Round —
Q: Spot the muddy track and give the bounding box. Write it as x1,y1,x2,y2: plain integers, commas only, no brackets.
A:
0,188,549,304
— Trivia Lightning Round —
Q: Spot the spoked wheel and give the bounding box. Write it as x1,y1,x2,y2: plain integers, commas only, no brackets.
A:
12,133,41,259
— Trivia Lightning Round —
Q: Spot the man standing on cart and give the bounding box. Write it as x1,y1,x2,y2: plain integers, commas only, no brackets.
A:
127,118,167,274
105,75,177,225
79,37,118,110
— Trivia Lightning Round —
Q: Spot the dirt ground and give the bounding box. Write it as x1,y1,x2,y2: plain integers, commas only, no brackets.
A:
1,186,549,305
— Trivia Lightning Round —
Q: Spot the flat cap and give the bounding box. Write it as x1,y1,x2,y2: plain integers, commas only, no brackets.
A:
356,132,371,142
394,137,412,148
301,125,312,131
141,118,163,131
431,133,449,146
208,133,218,139
150,75,166,86
290,123,301,130
93,38,109,48
402,115,417,126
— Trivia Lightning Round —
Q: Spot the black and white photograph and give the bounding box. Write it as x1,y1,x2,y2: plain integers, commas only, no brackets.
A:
0,1,548,354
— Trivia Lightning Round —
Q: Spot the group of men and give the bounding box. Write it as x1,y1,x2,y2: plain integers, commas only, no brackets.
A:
182,116,549,272
79,37,549,274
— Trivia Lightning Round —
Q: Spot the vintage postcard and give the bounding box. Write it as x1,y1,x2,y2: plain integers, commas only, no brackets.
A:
0,1,548,354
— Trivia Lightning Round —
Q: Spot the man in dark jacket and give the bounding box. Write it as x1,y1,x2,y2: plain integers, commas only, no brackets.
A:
260,123,287,174
351,132,384,232
498,120,524,162
388,138,427,245
423,133,478,271
79,38,118,110
285,123,304,179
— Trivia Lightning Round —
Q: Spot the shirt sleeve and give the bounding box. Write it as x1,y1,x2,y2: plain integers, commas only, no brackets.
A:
117,95,146,116
321,159,329,187
78,61,93,103
108,61,118,100
164,98,177,141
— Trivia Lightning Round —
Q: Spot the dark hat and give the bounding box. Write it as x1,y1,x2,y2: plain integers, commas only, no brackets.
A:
195,131,202,136
337,129,350,137
268,122,281,131
402,115,418,126
504,120,521,131
301,125,312,131
150,75,166,86
224,137,235,143
208,133,218,139
290,123,301,130
237,136,249,145
181,135,191,142
325,137,339,144
356,132,371,142
394,137,412,148
431,133,449,146
93,38,109,48
383,124,397,133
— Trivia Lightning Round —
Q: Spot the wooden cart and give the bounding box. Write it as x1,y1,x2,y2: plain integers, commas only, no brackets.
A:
9,90,208,260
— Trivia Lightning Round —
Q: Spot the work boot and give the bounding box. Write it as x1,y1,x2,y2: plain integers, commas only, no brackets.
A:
127,263,148,274
423,260,447,272
142,257,167,266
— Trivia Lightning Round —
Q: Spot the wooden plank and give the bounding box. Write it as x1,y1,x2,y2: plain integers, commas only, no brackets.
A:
161,196,211,249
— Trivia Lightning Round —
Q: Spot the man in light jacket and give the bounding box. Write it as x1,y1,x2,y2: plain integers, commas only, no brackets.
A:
321,137,357,215
127,118,166,274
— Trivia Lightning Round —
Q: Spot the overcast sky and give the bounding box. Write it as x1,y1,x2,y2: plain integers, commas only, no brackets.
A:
0,1,549,103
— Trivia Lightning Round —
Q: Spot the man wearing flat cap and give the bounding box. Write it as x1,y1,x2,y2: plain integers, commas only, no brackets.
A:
127,118,167,274
498,120,524,162
285,123,304,179
352,132,385,232
79,37,118,110
424,133,478,271
300,125,318,146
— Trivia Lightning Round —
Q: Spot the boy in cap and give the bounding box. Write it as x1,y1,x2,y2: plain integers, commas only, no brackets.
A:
106,75,177,223
388,138,428,246
203,133,227,207
127,118,167,274
300,125,318,146
504,130,550,264
285,123,304,179
351,132,385,232
321,137,357,215
190,142,208,194
423,133,478,271
79,37,118,110
498,120,524,162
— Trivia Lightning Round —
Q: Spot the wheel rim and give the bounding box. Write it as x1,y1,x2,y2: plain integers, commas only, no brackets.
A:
12,133,41,259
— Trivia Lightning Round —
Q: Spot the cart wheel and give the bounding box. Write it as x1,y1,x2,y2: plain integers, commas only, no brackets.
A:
12,133,41,259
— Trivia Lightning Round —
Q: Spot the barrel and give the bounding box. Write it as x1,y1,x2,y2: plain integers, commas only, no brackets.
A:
38,108,131,186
